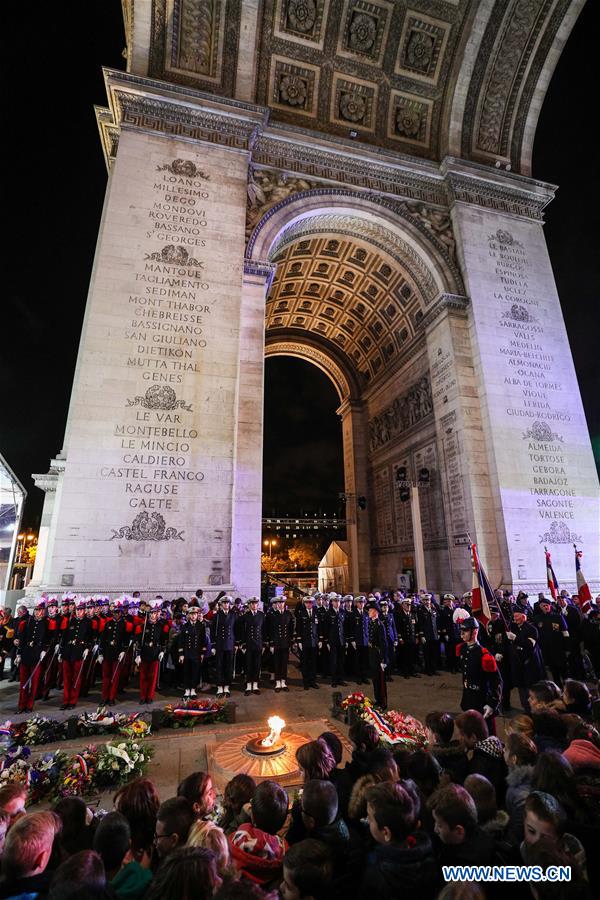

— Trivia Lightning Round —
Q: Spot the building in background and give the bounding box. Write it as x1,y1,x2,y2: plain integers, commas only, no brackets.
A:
0,454,26,604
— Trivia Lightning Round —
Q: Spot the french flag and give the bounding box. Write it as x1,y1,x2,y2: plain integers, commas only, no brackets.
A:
469,542,493,627
545,548,559,601
575,546,592,605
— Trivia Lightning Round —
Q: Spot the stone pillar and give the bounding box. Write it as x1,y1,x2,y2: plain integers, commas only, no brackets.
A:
424,297,501,594
337,399,371,592
444,160,600,591
28,465,60,591
37,126,252,595
229,262,273,598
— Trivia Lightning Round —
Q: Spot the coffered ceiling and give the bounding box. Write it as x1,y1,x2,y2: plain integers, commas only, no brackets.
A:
254,0,463,157
127,0,584,174
266,232,427,383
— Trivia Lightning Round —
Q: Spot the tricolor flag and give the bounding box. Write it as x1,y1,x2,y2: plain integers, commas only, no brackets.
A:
575,546,592,605
469,542,493,627
545,548,559,601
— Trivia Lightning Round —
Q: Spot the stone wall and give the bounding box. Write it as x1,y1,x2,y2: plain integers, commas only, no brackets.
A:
453,203,600,591
40,130,248,593
364,350,451,592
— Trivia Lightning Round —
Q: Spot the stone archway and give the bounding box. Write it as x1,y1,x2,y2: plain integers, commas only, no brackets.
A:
240,186,466,593
263,336,363,590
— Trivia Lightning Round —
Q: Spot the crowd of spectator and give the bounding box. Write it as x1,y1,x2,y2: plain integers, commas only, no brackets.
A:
0,674,598,900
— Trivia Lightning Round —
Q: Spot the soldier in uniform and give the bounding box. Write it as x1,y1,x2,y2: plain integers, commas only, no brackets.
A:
418,594,440,676
379,599,398,681
438,594,459,673
458,616,502,732
395,597,419,678
325,595,347,688
80,599,101,697
506,609,545,713
582,603,600,676
366,602,388,710
315,594,331,677
350,595,370,685
342,595,356,678
119,597,139,693
98,600,129,706
15,600,48,713
177,605,209,699
60,598,93,710
239,597,265,696
135,600,168,704
39,597,61,700
266,596,294,692
210,596,236,698
55,595,72,693
484,605,512,711
533,598,569,687
557,594,585,680
294,595,320,690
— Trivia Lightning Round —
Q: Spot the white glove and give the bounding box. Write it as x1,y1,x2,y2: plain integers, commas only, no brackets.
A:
118,651,125,662
40,650,46,660
506,631,516,641
179,656,184,665
495,653,503,662
351,641,356,649
15,655,21,666
380,662,387,670
158,652,164,661
298,642,303,652
97,655,104,665
210,648,216,656
240,646,246,654
270,646,275,654
483,705,493,718
93,645,99,654
318,641,322,649
58,654,62,663
135,655,141,666
82,648,89,659
421,638,427,644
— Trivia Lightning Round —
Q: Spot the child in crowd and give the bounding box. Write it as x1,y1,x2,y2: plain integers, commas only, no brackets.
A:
228,781,289,887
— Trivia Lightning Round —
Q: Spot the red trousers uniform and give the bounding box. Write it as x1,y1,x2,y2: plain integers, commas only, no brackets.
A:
19,663,42,712
38,649,60,699
62,660,84,706
139,660,159,701
101,659,120,703
119,648,133,692
80,651,98,697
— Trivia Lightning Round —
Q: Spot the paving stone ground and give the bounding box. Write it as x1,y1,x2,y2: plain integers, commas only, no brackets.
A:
0,661,516,807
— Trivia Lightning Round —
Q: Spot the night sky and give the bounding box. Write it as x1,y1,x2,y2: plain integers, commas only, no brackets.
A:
3,2,598,529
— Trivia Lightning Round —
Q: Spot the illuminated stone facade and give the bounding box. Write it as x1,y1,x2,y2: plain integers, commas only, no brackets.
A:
32,1,598,597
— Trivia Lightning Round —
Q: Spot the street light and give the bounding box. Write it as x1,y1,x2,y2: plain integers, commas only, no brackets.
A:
264,538,277,558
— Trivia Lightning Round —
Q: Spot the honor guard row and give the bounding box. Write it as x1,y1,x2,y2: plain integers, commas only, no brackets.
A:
6,584,599,712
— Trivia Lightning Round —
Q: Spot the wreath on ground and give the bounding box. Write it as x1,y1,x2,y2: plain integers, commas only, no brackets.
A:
341,691,428,751
0,736,153,804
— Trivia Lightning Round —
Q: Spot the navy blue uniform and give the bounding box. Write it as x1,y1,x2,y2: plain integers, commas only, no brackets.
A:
295,604,320,688
325,607,346,686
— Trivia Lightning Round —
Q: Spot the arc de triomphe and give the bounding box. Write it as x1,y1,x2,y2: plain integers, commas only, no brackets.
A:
31,1,599,599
